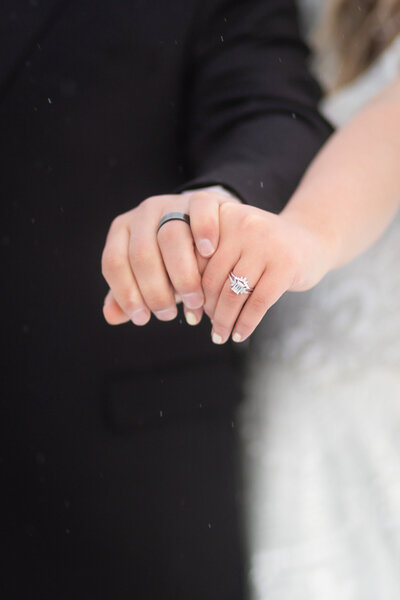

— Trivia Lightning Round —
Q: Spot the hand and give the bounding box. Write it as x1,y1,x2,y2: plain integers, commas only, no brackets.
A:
202,202,335,344
101,190,239,327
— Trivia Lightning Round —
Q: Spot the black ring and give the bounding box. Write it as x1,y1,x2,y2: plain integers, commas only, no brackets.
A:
157,212,190,233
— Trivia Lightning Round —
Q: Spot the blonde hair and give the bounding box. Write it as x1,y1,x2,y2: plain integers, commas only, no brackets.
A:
315,0,400,90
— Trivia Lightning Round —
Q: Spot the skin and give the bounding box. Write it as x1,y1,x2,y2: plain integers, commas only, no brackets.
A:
101,190,240,328
102,75,400,345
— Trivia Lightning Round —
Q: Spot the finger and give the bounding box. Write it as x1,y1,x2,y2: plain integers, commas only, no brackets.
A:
182,248,207,325
183,305,204,326
101,222,151,325
201,242,241,321
188,191,220,257
195,249,208,276
129,215,177,321
231,268,292,343
210,258,263,344
157,219,204,311
103,290,130,325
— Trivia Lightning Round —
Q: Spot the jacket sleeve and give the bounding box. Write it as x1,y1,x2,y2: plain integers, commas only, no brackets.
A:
178,0,333,213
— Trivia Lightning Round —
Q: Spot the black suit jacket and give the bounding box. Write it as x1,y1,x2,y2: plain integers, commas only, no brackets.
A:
0,1,331,598
0,0,331,372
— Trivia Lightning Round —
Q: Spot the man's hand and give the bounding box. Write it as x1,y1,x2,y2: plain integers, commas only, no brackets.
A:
101,190,239,327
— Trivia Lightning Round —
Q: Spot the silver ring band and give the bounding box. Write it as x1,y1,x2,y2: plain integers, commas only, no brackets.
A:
229,272,253,295
157,212,190,233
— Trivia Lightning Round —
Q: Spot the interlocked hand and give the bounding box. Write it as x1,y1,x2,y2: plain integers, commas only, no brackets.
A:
101,190,240,327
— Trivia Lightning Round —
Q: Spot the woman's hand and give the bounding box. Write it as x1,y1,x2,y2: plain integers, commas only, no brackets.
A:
101,190,239,327
202,202,337,344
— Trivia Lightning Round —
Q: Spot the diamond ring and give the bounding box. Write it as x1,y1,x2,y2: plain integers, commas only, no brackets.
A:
229,272,253,295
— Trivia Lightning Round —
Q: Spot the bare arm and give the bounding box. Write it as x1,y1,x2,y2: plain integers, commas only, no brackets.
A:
282,74,400,274
202,75,400,344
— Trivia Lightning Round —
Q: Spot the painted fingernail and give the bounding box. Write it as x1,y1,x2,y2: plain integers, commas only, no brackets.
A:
198,239,215,257
185,311,198,326
154,307,177,321
131,308,150,326
232,333,242,343
182,292,203,309
212,332,223,345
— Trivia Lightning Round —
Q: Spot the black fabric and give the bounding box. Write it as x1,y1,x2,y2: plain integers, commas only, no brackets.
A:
0,1,331,598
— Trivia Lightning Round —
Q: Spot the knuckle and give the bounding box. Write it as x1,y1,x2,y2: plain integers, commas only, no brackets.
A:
108,214,126,233
139,194,160,208
219,201,245,227
219,201,234,219
145,288,171,311
105,291,136,318
250,291,268,312
117,286,138,312
140,194,176,216
130,238,153,267
101,248,124,277
174,271,200,293
191,189,212,202
241,212,262,234
116,289,137,313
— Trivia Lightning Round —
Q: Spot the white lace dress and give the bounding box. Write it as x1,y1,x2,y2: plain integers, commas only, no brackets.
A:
240,35,400,600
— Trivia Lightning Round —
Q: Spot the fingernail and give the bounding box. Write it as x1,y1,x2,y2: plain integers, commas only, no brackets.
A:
182,292,203,309
185,311,198,326
232,333,242,343
212,332,223,345
155,307,177,321
131,308,150,326
198,239,215,257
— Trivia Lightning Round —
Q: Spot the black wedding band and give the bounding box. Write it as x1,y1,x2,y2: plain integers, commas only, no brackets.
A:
157,212,190,233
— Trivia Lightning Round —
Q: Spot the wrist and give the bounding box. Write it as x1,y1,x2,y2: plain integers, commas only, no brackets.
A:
279,206,341,290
